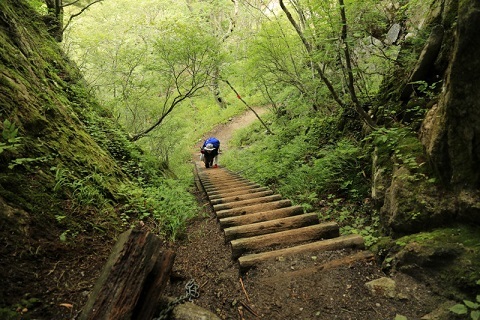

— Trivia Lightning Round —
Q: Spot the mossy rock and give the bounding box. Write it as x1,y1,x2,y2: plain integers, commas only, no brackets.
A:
386,225,480,298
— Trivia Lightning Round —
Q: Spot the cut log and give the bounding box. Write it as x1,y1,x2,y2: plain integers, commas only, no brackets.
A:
210,190,274,205
202,179,253,188
208,187,269,200
79,229,175,320
223,212,319,242
206,184,261,196
260,251,375,283
230,222,339,259
216,200,292,219
238,234,365,272
204,182,258,193
201,177,249,187
219,206,304,228
213,194,282,211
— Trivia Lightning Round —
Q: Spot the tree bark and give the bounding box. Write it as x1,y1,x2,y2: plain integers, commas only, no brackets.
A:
216,200,292,219
279,0,376,128
230,222,339,259
79,229,175,320
238,234,365,272
224,212,321,242
44,0,63,41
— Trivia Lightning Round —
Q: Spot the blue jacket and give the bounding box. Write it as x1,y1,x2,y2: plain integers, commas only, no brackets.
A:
203,137,220,149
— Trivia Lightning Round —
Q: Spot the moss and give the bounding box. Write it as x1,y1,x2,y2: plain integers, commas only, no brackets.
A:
388,225,480,297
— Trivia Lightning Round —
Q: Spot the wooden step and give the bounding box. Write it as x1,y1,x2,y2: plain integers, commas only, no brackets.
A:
216,200,292,219
230,222,339,259
238,234,365,272
210,189,273,204
213,194,282,211
223,212,319,242
206,184,262,196
260,251,375,282
203,180,255,190
208,187,270,200
219,206,305,228
201,176,250,186
204,183,260,194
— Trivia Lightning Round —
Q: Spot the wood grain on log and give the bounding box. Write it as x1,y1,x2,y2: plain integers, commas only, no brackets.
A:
230,222,339,259
238,234,364,272
224,212,320,241
79,229,175,320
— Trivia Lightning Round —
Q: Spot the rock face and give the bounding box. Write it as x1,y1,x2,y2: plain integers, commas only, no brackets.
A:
378,0,480,233
420,0,480,190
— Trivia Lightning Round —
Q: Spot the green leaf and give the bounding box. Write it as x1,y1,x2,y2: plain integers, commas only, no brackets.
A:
450,304,468,315
471,310,480,320
464,300,480,309
394,315,408,320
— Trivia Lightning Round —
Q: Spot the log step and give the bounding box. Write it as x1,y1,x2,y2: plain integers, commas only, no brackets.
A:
208,186,270,201
213,194,283,211
219,206,305,228
238,234,365,272
230,222,339,259
223,212,319,241
203,181,257,191
216,200,292,219
210,190,274,205
195,164,368,274
202,178,251,188
204,183,260,195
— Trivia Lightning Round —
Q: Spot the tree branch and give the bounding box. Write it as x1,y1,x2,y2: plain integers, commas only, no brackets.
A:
221,79,274,135
62,0,104,33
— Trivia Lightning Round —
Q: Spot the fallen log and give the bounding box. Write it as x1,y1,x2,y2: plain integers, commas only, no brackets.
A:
230,222,339,259
79,229,175,320
218,206,304,228
238,234,365,272
223,212,320,242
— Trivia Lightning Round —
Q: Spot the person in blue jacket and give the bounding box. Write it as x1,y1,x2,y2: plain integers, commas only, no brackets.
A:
200,137,220,168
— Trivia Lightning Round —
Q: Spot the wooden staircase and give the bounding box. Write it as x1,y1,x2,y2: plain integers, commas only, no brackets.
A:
195,165,366,272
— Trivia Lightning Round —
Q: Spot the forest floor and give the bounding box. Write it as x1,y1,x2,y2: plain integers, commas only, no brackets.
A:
0,108,453,320
163,108,452,320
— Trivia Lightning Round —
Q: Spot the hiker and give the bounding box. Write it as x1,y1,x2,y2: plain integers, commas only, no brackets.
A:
200,137,220,168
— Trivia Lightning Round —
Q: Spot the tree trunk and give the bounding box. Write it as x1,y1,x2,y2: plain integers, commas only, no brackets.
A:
44,0,63,41
79,229,175,320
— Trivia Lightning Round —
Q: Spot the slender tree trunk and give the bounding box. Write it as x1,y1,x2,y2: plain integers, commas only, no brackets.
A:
338,0,376,129
279,0,376,128
222,80,274,135
44,0,63,41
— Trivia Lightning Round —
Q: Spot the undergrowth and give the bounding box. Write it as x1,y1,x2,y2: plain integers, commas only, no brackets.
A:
222,110,379,247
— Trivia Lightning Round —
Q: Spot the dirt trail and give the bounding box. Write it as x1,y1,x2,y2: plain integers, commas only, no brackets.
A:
165,108,447,320
196,107,268,152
